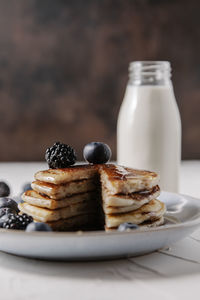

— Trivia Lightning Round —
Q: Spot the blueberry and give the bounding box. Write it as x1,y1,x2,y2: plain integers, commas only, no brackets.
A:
83,142,112,164
22,183,32,193
0,182,10,197
118,223,139,232
0,207,15,218
26,222,52,232
0,198,19,213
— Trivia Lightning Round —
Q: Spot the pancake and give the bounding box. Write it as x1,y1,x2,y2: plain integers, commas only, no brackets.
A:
35,164,98,184
19,200,98,222
105,216,165,231
22,190,97,209
34,214,100,231
100,164,159,194
31,178,96,199
103,200,150,214
140,216,165,228
102,185,160,214
105,199,166,228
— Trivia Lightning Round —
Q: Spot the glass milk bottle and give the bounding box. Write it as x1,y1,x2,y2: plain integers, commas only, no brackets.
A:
117,61,181,192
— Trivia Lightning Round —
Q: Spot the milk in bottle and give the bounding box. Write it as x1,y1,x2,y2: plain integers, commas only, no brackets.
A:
117,61,181,192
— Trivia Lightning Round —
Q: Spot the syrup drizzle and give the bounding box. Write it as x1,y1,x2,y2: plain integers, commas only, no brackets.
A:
114,165,132,179
105,164,138,180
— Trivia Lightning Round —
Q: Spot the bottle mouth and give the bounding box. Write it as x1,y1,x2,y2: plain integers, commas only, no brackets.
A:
129,61,171,73
128,61,171,85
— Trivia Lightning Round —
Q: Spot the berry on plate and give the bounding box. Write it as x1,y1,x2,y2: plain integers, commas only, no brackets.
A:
1,213,33,230
26,222,52,232
0,198,19,213
118,222,139,232
0,207,16,218
0,182,10,197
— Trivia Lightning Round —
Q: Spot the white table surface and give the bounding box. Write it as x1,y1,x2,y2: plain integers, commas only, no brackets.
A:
0,161,200,300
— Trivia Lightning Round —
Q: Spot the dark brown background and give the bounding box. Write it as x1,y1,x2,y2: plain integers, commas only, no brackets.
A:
0,0,199,161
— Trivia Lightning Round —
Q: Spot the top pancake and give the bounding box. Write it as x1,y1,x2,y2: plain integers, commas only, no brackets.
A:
35,164,98,184
34,164,159,194
100,164,159,194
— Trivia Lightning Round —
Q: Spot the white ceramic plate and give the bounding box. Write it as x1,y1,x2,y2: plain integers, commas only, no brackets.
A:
0,191,200,261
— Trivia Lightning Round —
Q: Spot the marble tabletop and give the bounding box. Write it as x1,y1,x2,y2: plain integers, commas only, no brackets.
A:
0,161,200,300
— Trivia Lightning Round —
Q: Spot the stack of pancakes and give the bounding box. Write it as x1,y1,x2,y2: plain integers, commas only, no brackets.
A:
19,164,166,231
19,165,101,231
100,165,165,231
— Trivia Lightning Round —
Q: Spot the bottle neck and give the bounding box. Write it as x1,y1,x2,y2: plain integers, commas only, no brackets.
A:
128,61,172,86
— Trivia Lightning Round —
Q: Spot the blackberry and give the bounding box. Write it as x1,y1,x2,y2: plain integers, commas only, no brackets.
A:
2,213,33,230
0,182,10,197
45,142,77,169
